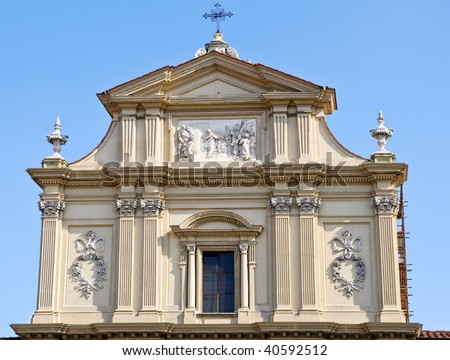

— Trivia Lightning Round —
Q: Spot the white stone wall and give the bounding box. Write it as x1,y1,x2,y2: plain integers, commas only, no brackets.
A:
30,53,406,326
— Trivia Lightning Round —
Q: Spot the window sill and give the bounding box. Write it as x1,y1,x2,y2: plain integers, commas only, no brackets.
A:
197,312,238,318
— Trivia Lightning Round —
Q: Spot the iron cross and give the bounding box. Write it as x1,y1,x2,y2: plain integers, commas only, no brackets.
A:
203,3,233,33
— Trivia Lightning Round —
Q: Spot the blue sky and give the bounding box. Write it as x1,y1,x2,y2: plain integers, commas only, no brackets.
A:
1,1,449,337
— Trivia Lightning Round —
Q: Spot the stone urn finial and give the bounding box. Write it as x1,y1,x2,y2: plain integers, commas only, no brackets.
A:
46,116,69,158
370,111,393,152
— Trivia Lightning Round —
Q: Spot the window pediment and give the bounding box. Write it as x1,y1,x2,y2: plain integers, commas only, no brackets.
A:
171,210,263,239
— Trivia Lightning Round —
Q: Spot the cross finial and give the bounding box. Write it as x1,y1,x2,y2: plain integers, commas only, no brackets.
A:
203,3,233,33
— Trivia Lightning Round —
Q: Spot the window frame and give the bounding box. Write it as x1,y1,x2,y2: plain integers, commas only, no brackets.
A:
196,246,239,314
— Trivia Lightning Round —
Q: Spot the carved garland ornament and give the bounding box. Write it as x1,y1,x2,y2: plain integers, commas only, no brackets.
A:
71,231,106,299
331,230,366,298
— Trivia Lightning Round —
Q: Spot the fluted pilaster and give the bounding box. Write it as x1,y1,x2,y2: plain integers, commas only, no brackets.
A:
297,195,321,320
114,198,137,319
372,195,405,322
141,198,165,317
272,112,288,162
145,114,163,164
269,195,293,320
122,115,136,162
33,199,65,323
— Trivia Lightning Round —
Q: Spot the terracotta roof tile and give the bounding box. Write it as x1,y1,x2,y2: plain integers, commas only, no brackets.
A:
419,330,450,339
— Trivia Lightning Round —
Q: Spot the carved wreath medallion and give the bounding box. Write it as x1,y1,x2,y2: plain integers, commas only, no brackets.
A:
331,231,366,298
71,231,106,299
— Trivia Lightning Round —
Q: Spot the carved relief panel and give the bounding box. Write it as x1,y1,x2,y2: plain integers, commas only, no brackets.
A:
323,223,374,311
65,226,113,308
177,119,256,162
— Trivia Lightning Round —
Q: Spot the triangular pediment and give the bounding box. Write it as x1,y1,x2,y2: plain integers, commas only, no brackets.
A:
100,52,325,100
169,77,261,97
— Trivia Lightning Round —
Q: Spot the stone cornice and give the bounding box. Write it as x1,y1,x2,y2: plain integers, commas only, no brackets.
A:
360,162,408,187
27,167,71,188
27,163,405,189
171,227,264,238
263,88,336,114
11,322,422,340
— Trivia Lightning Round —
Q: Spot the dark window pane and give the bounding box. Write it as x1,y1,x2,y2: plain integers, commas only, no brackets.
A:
202,251,234,313
203,273,217,294
220,294,234,312
203,294,217,313
218,252,234,271
220,276,234,293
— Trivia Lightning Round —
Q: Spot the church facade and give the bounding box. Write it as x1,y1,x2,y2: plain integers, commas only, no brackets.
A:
12,33,421,339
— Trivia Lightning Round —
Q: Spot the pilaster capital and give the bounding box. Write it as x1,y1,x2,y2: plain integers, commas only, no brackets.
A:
186,244,196,255
371,196,400,215
141,199,165,217
296,196,321,215
39,200,65,218
116,198,138,217
239,243,249,254
268,196,292,215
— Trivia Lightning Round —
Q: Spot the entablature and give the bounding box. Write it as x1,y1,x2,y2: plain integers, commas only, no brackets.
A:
28,163,400,189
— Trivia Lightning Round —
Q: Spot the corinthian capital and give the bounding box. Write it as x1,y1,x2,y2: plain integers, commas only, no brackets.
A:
239,243,249,254
268,196,292,215
296,197,321,215
141,199,165,217
186,244,196,255
116,198,138,217
39,200,65,218
371,196,400,215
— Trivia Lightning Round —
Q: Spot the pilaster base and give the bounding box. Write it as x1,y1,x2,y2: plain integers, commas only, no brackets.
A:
135,311,163,323
272,156,290,164
377,310,406,323
183,308,197,324
272,309,294,322
112,310,137,323
237,308,251,324
298,309,322,322
31,311,58,324
145,160,162,166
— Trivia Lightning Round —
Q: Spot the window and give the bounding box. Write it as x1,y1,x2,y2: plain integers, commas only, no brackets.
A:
202,251,234,313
